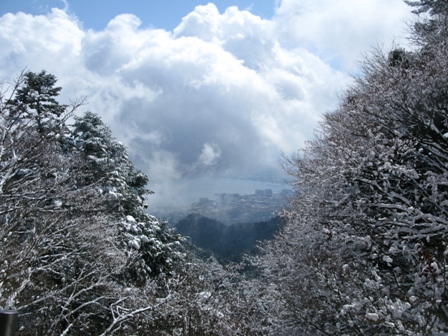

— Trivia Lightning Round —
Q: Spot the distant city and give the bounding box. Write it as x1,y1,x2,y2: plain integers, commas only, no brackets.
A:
154,188,294,225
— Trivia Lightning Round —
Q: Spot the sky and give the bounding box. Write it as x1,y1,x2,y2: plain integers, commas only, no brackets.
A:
0,0,416,212
0,0,277,31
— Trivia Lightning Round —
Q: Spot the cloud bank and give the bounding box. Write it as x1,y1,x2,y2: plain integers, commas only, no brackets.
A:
0,1,414,209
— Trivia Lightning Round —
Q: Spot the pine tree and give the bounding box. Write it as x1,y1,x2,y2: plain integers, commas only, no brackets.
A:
69,112,184,283
7,71,67,134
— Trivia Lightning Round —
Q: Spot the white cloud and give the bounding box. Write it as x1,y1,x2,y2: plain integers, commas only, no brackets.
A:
0,9,83,78
274,0,414,71
198,143,222,166
0,1,415,208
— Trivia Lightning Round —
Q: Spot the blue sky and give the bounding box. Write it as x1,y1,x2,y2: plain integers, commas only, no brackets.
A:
0,0,276,31
0,0,415,209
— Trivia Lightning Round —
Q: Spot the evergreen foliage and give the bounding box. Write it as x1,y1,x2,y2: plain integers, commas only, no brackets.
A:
69,111,184,282
7,71,67,134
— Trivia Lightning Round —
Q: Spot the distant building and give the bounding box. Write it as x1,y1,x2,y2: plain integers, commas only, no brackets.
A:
255,189,265,196
265,189,273,197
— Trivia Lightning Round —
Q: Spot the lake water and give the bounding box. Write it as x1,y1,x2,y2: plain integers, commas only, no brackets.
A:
187,177,291,200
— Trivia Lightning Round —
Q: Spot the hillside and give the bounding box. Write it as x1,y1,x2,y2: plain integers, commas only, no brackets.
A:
175,213,284,262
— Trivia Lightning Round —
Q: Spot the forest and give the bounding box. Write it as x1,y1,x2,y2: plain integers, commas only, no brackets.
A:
1,0,448,334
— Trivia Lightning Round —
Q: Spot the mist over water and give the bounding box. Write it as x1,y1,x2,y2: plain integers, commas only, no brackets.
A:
147,173,292,221
184,176,290,200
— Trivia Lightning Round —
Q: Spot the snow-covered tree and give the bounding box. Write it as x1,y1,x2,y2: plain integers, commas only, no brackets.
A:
406,0,448,45
69,111,184,283
0,72,129,335
69,111,150,216
248,1,448,334
6,70,67,134
0,72,189,335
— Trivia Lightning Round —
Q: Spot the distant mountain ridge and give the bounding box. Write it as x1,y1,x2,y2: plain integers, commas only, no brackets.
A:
175,213,284,262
